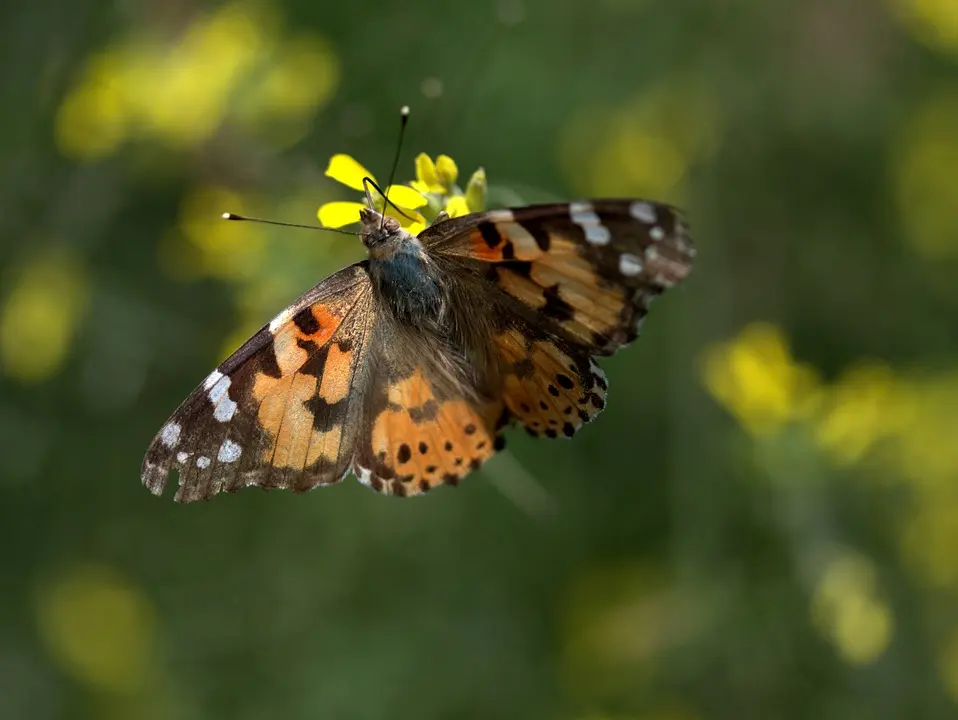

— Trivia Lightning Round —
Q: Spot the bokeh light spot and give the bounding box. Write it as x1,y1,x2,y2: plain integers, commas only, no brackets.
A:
36,564,155,693
812,551,893,665
0,252,88,383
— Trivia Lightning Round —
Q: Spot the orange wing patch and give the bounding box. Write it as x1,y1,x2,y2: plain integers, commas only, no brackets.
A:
249,302,359,480
498,239,631,348
467,216,635,350
356,368,505,497
494,328,607,438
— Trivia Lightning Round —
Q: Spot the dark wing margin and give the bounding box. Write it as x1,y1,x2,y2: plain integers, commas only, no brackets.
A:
417,199,695,355
141,262,375,502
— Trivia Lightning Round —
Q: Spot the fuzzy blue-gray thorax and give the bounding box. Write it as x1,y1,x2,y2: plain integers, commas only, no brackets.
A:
361,209,444,324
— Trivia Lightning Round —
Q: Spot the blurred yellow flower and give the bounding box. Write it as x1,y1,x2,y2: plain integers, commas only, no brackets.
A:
891,0,958,57
173,186,267,281
815,361,916,465
55,0,338,160
559,78,721,200
892,90,958,258
0,251,88,383
701,323,821,436
811,550,893,665
36,564,155,693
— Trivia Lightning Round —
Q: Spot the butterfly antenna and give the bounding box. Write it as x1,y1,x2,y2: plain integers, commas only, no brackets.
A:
380,105,411,231
362,177,418,223
222,213,360,236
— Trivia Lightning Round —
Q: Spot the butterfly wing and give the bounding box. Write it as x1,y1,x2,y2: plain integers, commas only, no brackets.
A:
418,199,694,355
416,199,694,439
141,263,376,502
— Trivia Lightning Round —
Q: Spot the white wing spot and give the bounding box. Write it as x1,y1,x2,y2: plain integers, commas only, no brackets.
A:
176,452,189,464
268,306,295,333
203,370,224,391
630,201,657,224
217,439,242,463
569,202,611,246
196,456,211,469
619,253,644,277
486,209,516,223
649,226,665,241
589,359,608,389
214,396,237,423
160,422,181,449
208,374,238,423
354,464,374,488
208,374,231,404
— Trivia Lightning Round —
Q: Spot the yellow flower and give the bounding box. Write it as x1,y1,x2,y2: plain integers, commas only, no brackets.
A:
319,153,427,233
411,153,458,194
464,166,486,213
701,322,821,436
318,152,489,234
435,154,458,186
411,154,487,217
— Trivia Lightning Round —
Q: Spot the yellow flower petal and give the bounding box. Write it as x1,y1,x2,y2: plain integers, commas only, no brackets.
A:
414,153,444,193
410,180,431,194
318,201,366,228
406,221,425,235
385,185,427,209
435,155,458,186
444,195,470,218
324,154,376,192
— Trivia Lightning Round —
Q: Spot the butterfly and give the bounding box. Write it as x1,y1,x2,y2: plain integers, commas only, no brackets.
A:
142,198,694,501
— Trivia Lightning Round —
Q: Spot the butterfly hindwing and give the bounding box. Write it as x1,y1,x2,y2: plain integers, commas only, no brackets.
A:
350,330,508,497
492,322,607,439
141,264,375,502
419,200,694,356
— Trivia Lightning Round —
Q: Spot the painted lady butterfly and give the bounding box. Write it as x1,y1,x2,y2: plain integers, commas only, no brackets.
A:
142,186,694,501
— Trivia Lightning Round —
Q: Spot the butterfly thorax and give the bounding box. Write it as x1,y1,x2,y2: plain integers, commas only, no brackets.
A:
361,209,445,326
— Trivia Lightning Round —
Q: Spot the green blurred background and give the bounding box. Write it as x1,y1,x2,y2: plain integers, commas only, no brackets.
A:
3,0,958,717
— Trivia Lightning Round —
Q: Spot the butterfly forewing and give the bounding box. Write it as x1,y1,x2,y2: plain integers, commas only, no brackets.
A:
141,264,375,502
419,199,694,355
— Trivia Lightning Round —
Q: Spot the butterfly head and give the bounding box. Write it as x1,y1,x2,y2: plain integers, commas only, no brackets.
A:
359,207,410,256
